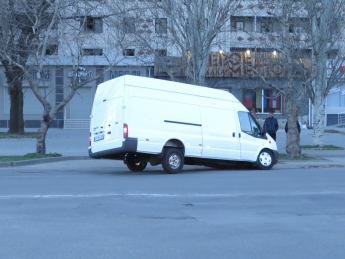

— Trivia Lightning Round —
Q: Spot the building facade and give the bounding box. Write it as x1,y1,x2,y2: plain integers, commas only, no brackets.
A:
0,0,343,129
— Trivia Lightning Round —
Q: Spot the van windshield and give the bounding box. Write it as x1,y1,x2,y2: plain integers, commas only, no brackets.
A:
238,111,262,137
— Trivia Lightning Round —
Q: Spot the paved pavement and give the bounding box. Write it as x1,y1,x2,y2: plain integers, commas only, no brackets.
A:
0,126,345,169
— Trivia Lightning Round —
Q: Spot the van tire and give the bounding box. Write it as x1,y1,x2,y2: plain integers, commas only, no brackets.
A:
162,148,184,174
127,161,147,171
257,149,273,170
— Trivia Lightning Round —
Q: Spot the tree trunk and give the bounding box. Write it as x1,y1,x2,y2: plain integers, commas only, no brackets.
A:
286,121,301,156
36,120,51,155
8,82,25,134
309,0,329,147
2,61,25,135
312,98,326,147
311,52,327,147
282,10,302,157
311,55,327,147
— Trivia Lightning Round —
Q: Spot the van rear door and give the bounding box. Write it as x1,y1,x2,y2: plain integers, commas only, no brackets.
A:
90,79,124,153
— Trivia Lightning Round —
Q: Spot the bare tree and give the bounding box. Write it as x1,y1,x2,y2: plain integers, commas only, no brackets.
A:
304,0,345,146
1,0,128,154
105,0,241,86
0,0,40,134
234,0,345,155
224,1,312,157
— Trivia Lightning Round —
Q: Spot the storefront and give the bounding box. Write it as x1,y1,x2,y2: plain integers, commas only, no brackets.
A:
326,82,345,125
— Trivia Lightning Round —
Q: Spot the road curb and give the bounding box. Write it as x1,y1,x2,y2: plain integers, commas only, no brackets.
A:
0,156,343,170
0,156,91,167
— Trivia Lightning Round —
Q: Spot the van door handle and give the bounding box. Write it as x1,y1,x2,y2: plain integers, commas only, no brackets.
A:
232,132,235,137
107,131,111,134
239,133,241,138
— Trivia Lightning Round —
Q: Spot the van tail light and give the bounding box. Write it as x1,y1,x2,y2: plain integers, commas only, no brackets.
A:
123,123,128,138
89,132,92,146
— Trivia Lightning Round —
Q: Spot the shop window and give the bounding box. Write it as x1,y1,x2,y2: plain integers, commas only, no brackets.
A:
327,84,345,107
217,87,232,93
242,89,282,113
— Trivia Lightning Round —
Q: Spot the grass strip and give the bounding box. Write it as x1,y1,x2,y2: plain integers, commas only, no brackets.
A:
279,154,319,160
301,145,344,150
0,153,62,162
0,132,37,139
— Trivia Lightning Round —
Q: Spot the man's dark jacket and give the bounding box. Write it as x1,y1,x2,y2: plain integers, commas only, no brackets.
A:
264,117,279,134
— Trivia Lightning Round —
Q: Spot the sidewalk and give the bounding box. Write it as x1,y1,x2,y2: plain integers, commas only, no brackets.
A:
0,126,345,169
275,125,345,169
0,128,90,156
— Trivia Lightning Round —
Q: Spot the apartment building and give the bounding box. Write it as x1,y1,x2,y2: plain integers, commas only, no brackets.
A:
0,0,343,129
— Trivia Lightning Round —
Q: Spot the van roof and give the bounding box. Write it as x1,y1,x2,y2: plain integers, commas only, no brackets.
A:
119,75,239,102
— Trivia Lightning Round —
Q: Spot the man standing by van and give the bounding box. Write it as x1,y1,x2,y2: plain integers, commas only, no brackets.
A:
264,112,279,141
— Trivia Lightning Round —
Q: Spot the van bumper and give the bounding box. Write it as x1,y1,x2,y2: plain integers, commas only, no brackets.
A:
89,137,138,159
272,150,279,164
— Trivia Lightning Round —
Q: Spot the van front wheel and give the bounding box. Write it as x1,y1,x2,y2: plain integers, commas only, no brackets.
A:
257,149,273,170
127,161,147,171
162,148,184,174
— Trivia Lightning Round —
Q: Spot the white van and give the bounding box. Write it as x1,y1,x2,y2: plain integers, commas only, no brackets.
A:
89,75,278,173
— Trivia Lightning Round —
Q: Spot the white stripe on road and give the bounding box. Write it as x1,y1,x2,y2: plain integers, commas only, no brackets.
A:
0,191,344,200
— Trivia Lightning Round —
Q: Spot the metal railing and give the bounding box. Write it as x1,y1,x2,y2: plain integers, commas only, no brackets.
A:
63,119,90,129
63,108,90,129
339,111,345,126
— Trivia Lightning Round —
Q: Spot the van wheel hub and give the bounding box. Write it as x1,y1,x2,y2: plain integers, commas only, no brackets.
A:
259,152,272,166
257,149,274,170
162,148,184,174
169,154,181,169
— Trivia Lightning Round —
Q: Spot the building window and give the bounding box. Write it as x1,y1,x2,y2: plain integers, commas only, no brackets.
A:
123,17,135,33
155,49,167,56
82,49,103,56
96,67,104,85
46,45,58,55
242,89,282,113
109,70,140,79
123,49,135,56
259,18,273,33
155,18,167,33
235,21,244,30
23,70,50,81
81,17,103,33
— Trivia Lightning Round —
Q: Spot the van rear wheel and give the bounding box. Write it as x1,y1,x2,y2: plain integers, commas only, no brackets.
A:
127,161,147,171
162,148,184,174
257,149,273,170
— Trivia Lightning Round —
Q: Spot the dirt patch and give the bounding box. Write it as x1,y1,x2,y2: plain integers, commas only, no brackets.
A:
325,129,340,133
325,129,345,135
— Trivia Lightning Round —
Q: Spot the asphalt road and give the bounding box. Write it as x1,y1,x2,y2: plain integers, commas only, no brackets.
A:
1,161,344,259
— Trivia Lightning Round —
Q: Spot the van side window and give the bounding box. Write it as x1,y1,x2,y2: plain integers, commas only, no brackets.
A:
249,116,261,136
238,111,261,137
238,112,251,133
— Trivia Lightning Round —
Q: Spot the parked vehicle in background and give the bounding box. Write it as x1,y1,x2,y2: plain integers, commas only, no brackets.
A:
89,75,279,173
